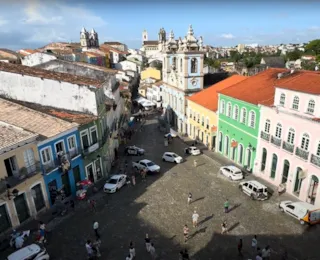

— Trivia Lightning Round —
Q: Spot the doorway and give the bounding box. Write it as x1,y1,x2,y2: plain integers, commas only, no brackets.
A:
307,175,319,205
14,194,30,224
73,165,81,185
48,180,58,205
0,204,11,233
86,164,95,183
4,156,18,177
61,173,71,197
32,184,45,212
225,136,230,156
281,160,290,184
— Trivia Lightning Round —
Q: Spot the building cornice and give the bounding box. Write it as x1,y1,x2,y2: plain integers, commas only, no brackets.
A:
0,136,38,155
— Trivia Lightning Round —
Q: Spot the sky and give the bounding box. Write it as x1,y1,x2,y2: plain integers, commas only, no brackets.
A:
0,0,320,50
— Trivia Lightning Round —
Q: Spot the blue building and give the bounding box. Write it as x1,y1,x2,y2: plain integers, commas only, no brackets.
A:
160,25,205,134
0,99,86,206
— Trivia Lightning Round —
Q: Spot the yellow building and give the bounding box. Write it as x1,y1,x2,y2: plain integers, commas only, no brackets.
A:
187,75,247,150
0,122,49,231
140,67,161,81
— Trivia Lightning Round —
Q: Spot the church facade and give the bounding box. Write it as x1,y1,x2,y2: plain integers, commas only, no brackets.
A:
80,27,99,51
140,28,167,59
160,25,205,134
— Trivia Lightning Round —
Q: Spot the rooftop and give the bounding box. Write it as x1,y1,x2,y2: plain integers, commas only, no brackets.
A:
104,42,123,45
218,68,288,106
153,81,163,87
188,75,248,111
0,121,38,152
100,44,127,55
0,98,78,138
143,41,159,45
0,62,104,87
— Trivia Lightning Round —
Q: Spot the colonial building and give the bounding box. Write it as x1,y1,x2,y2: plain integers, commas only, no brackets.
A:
140,28,167,59
21,52,57,67
80,27,99,51
161,25,205,134
187,75,247,150
254,70,320,207
141,67,161,81
0,121,49,231
104,42,128,52
217,68,287,171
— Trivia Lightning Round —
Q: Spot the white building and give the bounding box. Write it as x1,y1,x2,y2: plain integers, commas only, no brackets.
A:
21,52,57,67
114,60,139,73
140,28,167,59
146,81,163,108
160,25,205,133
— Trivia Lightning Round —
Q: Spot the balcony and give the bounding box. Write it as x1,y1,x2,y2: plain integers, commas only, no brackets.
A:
260,131,270,141
282,141,294,153
271,136,281,147
82,141,100,156
311,154,320,168
295,147,309,160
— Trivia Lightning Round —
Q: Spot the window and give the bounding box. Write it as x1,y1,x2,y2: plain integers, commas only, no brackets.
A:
275,123,282,138
220,100,225,114
270,153,278,178
287,128,295,144
41,147,52,164
172,57,176,69
227,102,232,117
55,141,65,155
80,131,90,149
307,99,315,114
189,109,192,118
300,133,310,151
238,144,243,164
249,111,256,128
264,119,271,133
218,132,223,152
90,126,98,144
197,113,200,123
233,105,239,120
67,135,76,150
279,93,286,106
180,58,183,72
240,108,247,124
317,142,320,156
201,116,204,126
191,58,198,73
206,118,209,129
292,96,299,110
261,148,267,171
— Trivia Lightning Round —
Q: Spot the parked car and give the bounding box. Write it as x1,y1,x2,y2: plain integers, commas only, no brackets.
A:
219,165,244,181
238,180,268,200
184,146,201,156
7,244,50,260
103,174,127,193
125,146,145,156
279,200,319,225
132,159,161,174
162,152,183,164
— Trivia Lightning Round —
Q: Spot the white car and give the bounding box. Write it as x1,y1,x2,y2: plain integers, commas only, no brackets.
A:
219,165,244,181
162,152,183,164
239,180,269,201
125,146,145,156
103,174,127,193
132,159,161,174
184,146,201,155
7,244,50,260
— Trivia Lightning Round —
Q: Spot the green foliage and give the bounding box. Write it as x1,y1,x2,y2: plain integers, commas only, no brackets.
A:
301,61,317,71
316,55,320,63
305,39,320,55
286,50,302,61
204,57,221,69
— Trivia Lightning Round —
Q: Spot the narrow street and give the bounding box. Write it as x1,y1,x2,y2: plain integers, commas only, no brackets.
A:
4,116,320,260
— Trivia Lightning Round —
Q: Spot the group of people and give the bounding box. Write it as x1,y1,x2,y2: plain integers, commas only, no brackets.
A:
85,221,101,259
125,234,156,260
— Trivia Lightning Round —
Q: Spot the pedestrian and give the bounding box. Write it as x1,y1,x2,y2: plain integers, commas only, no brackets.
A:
89,199,96,212
85,240,94,259
93,221,100,240
192,210,199,228
256,252,263,260
70,199,75,211
149,243,156,259
179,250,184,260
221,221,228,234
183,224,189,243
126,254,132,260
193,159,197,167
224,199,229,213
132,174,136,186
145,233,151,252
129,241,136,258
183,249,190,259
187,192,192,205
262,245,271,260
92,239,101,257
252,235,258,253
141,169,147,182
238,238,243,256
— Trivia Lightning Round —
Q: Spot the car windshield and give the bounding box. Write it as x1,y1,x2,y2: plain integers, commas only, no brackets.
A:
172,154,178,157
107,179,118,184
146,162,155,166
234,171,242,175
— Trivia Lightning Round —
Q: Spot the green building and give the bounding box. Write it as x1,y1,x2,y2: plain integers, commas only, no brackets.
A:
216,69,282,171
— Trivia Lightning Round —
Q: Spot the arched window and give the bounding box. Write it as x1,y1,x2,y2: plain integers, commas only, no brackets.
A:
287,128,295,144
282,160,290,184
264,119,271,133
292,96,299,110
294,167,303,195
307,99,315,114
238,144,244,164
225,136,230,156
270,153,278,178
180,58,183,73
206,118,210,129
280,93,286,106
275,123,282,138
308,175,319,205
191,58,198,73
261,148,267,171
300,133,310,151
240,108,247,124
218,132,223,152
201,116,205,126
233,105,239,120
220,100,225,114
227,102,232,117
249,111,256,128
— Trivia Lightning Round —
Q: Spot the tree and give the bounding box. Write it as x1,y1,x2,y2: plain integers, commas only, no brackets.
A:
305,39,320,55
286,50,302,61
301,61,317,71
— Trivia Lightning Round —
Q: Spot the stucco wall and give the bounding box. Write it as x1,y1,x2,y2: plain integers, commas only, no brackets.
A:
141,67,161,80
22,53,57,67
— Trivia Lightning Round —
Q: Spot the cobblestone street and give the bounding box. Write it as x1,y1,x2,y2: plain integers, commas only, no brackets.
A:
3,117,320,260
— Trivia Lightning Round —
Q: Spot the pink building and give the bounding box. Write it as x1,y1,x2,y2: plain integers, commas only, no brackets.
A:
254,70,320,207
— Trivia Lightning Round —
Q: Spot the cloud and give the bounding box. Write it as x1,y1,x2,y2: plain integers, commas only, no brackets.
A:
220,33,235,39
0,17,8,26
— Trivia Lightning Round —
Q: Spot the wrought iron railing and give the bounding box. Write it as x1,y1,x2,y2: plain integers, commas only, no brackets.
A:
271,136,282,147
282,141,294,153
310,154,320,167
260,131,270,141
295,147,309,160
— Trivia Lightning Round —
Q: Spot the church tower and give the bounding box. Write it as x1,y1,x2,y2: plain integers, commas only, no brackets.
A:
80,27,89,50
89,28,99,48
142,30,148,44
158,28,166,52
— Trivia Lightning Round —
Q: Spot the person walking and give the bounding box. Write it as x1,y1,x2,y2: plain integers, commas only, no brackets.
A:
85,240,94,259
192,210,199,228
183,224,189,243
126,254,132,260
89,199,97,212
262,245,271,260
129,241,136,258
132,173,136,186
183,249,190,260
187,192,192,205
221,221,228,234
252,235,258,254
145,234,151,252
224,199,229,213
93,221,100,240
149,243,156,259
238,238,243,256
92,239,101,257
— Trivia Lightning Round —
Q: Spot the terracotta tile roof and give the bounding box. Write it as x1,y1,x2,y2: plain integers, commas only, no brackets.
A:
153,81,163,86
0,98,78,138
100,44,126,55
143,41,158,45
0,121,38,151
218,68,288,106
188,75,248,111
0,62,104,87
18,49,38,56
104,42,123,45
72,61,118,74
275,70,320,94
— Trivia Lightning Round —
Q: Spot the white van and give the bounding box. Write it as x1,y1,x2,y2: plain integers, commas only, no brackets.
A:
7,244,50,260
239,180,268,200
279,200,318,225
